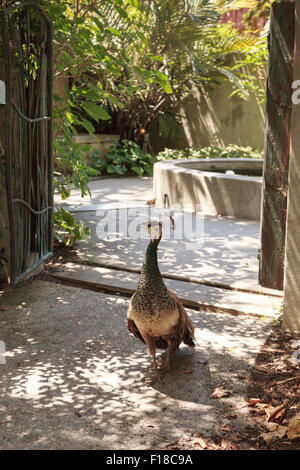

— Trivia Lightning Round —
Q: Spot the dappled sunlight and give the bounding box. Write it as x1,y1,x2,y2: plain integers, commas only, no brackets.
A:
74,211,260,289
0,281,272,449
54,177,154,209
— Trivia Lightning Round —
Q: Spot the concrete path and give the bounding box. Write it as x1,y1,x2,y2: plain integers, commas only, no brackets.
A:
52,263,281,318
0,281,272,450
54,176,282,317
54,176,154,209
74,210,262,291
55,176,263,290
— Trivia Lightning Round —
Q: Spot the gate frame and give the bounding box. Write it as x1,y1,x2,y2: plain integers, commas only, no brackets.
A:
1,0,53,285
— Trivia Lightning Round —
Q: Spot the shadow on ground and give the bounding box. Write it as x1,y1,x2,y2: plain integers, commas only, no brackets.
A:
75,211,260,289
0,281,271,449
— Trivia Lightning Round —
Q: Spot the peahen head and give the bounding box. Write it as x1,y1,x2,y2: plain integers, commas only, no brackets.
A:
147,221,162,243
142,216,175,244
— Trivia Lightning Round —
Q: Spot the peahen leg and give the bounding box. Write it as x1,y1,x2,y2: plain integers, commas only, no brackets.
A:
140,331,160,381
165,339,172,371
150,349,160,380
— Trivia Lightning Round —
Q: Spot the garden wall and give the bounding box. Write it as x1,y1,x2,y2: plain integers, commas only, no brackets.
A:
152,83,266,153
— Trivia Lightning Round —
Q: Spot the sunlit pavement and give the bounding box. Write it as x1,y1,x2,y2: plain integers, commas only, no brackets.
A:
55,176,262,291
0,281,272,450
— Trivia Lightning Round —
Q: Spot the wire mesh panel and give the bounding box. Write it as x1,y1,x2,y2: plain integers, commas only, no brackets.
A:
1,0,53,285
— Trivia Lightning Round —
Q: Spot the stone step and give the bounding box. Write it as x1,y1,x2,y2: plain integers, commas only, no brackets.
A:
50,263,282,318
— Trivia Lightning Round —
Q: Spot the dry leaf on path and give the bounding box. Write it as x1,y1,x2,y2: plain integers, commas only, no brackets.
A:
183,369,193,374
276,425,288,439
287,412,300,440
249,402,269,414
220,423,232,432
265,403,286,422
146,198,156,205
210,387,231,399
220,439,236,450
260,425,287,447
247,398,262,407
264,422,278,432
260,432,273,447
195,437,208,449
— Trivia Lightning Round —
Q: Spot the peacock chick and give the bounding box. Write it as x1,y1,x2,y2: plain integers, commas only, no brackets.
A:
127,219,195,381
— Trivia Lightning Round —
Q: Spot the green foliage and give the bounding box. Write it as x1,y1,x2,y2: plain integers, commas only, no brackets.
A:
54,138,98,199
156,144,263,161
92,139,155,176
54,208,90,247
40,0,174,201
42,0,267,258
43,0,267,196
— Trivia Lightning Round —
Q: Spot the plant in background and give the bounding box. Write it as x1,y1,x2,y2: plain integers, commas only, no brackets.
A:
54,208,90,247
92,139,155,176
42,0,173,192
54,139,98,200
102,0,268,143
44,0,267,179
40,0,174,245
39,0,267,247
156,144,263,161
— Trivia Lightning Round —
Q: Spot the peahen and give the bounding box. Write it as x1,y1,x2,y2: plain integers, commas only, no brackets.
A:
127,219,195,381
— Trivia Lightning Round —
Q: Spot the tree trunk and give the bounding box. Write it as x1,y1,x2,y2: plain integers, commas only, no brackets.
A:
259,1,295,290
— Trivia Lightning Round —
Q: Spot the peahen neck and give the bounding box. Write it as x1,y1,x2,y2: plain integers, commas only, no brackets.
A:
137,240,166,292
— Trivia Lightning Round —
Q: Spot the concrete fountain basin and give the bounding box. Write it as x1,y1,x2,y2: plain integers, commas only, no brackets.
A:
154,158,263,221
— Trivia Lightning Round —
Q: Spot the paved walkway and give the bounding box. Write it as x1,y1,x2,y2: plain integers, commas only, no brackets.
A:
0,177,278,449
54,177,282,317
0,281,272,450
54,176,154,208
55,177,261,290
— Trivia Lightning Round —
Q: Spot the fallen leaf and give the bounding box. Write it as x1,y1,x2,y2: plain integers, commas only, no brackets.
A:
220,439,236,450
249,402,269,414
220,423,232,432
183,369,193,374
276,425,288,439
260,425,287,447
146,198,156,205
264,422,278,432
265,403,286,422
195,437,208,449
287,412,300,440
0,308,8,311
247,398,262,407
210,387,231,399
260,432,274,447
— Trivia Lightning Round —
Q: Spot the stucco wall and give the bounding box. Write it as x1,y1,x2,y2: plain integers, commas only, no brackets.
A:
152,83,266,153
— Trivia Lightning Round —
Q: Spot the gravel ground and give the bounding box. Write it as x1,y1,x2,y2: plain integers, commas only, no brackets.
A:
0,280,272,450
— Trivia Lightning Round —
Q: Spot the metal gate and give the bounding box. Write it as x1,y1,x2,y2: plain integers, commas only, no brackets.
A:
1,0,53,285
